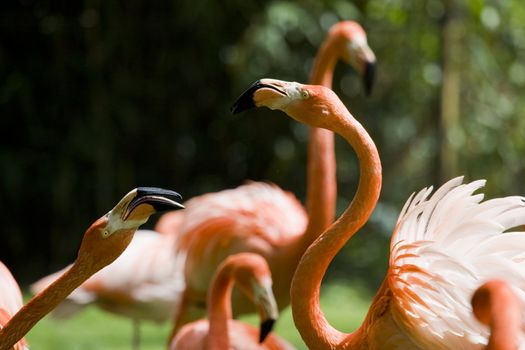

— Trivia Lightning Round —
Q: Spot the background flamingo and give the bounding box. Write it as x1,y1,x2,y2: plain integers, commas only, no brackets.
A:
28,20,375,347
0,262,28,350
160,21,376,336
471,279,523,350
232,78,525,349
29,228,186,350
0,187,183,350
169,252,295,350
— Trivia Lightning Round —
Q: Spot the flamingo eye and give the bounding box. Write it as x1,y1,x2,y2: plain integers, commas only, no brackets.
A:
301,90,309,99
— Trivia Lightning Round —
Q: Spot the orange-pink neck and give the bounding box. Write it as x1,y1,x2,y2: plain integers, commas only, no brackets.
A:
301,33,340,254
0,262,94,350
309,35,340,88
205,264,234,350
291,107,382,349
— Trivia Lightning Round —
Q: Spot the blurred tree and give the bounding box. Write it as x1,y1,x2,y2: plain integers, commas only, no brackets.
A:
0,0,524,294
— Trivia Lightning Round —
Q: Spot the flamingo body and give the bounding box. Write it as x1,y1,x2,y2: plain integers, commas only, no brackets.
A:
387,177,525,349
232,79,525,350
177,182,306,308
164,21,376,335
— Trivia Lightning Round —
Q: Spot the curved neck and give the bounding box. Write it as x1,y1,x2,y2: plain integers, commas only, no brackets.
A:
309,35,339,88
205,266,234,350
301,34,339,253
291,109,382,349
0,262,92,350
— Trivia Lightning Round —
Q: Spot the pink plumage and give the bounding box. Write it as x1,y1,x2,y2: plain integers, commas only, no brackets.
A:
0,262,28,350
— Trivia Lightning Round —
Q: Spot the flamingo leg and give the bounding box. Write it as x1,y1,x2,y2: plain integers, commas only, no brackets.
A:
132,318,140,350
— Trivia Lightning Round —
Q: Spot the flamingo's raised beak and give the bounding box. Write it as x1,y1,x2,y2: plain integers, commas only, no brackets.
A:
104,187,184,234
346,39,376,95
231,79,288,114
124,187,184,220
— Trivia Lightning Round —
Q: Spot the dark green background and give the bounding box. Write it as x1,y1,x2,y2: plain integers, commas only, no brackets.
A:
1,1,524,293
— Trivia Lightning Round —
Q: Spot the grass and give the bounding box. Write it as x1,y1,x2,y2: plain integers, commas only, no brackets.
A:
26,281,371,349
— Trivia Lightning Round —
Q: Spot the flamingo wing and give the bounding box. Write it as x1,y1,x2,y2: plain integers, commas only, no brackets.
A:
388,177,525,349
178,182,307,244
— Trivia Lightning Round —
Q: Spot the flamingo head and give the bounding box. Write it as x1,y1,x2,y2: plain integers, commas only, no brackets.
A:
232,78,346,132
471,279,519,326
329,21,376,95
227,253,279,343
77,187,184,271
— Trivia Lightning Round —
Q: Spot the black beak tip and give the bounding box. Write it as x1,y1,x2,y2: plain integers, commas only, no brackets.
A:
136,187,184,212
363,61,376,96
136,187,182,201
259,318,276,343
231,80,264,114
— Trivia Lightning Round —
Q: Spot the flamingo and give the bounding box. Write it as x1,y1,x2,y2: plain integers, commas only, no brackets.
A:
29,228,185,350
169,252,295,350
471,280,523,350
0,262,28,350
0,187,184,350
163,20,376,336
231,78,525,349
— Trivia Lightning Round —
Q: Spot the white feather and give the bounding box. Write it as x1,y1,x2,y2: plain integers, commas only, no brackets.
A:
390,177,525,349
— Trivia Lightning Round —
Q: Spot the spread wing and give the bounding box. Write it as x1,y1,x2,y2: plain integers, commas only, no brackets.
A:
389,177,525,349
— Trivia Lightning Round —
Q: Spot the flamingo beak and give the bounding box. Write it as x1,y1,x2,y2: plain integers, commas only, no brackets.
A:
231,79,287,114
259,318,276,344
252,281,279,343
363,60,376,96
347,40,376,95
103,187,183,237
123,187,184,221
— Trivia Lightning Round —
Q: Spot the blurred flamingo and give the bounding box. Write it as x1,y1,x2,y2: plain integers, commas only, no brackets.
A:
162,21,376,337
169,253,295,350
30,228,185,350
472,280,523,350
232,78,525,349
0,187,184,350
0,262,28,350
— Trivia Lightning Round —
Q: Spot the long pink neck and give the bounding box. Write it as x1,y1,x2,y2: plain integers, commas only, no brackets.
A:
0,263,93,350
301,34,339,253
205,265,235,350
291,108,382,349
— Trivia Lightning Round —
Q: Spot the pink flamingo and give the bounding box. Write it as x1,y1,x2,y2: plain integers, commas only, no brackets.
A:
162,21,376,337
0,262,28,350
232,78,525,349
0,187,183,350
169,253,295,349
472,280,523,350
